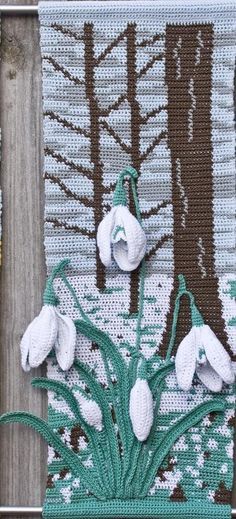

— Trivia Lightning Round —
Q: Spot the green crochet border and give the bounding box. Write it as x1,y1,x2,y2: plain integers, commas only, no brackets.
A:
42,499,231,518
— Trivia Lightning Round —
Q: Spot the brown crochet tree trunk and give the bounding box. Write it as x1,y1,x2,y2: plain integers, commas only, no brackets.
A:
84,23,106,291
159,24,233,358
127,23,142,315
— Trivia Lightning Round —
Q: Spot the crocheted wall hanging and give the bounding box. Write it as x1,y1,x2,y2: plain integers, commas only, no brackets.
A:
1,1,235,518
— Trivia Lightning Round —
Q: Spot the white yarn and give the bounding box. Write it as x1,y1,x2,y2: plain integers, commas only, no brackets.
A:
54,308,77,371
175,324,235,393
129,378,154,442
77,394,103,432
97,205,146,272
20,305,76,372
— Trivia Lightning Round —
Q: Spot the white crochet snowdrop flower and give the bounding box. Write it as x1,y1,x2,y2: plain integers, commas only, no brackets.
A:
77,393,103,432
21,305,76,372
97,167,146,272
97,205,146,271
175,307,234,393
20,260,76,372
129,359,153,442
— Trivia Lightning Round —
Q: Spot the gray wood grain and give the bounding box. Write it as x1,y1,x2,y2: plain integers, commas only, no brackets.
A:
0,1,47,516
0,1,235,517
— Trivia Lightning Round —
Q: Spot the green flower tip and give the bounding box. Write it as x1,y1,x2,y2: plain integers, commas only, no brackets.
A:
113,166,139,207
43,289,59,307
113,183,127,207
178,274,187,293
52,258,70,277
122,166,138,180
191,303,204,327
138,358,148,380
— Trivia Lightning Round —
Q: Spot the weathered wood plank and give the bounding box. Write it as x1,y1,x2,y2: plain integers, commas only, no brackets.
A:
0,1,47,516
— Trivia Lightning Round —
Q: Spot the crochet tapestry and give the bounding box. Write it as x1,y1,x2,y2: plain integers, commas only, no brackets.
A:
1,1,235,518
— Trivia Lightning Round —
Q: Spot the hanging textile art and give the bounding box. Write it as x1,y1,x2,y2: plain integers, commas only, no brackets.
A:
1,1,236,518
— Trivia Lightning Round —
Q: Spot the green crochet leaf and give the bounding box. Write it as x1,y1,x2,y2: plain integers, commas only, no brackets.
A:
121,360,175,496
0,411,106,500
73,359,122,495
75,320,132,455
32,378,114,498
139,399,226,497
149,361,175,394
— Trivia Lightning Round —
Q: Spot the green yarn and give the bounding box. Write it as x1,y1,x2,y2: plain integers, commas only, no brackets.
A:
112,225,125,240
42,500,231,519
166,274,205,359
137,358,148,380
43,282,59,306
113,166,139,207
0,411,105,500
75,319,132,463
139,399,225,497
74,359,122,496
191,302,205,327
32,378,113,498
43,259,70,306
178,273,187,293
112,181,127,206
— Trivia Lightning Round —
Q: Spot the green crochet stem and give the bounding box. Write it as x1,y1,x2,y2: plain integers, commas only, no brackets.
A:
165,273,204,360
43,258,90,324
149,360,175,393
43,259,70,306
128,166,146,380
113,166,138,207
60,269,91,323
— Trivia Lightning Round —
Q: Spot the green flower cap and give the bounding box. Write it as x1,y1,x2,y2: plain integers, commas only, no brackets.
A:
137,357,148,380
178,274,187,294
190,302,204,327
113,166,138,207
177,274,204,327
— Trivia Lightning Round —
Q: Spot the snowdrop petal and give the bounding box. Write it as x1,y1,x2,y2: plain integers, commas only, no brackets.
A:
122,206,146,265
54,310,76,371
129,378,153,442
113,240,140,271
28,306,58,369
97,207,116,267
202,325,235,385
175,328,196,391
20,318,39,372
78,394,103,431
112,206,146,271
196,361,223,392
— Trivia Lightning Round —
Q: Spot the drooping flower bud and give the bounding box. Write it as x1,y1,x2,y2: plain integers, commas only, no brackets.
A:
129,359,153,442
77,393,103,432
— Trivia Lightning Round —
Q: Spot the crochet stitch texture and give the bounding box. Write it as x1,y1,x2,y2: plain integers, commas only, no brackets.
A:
1,1,235,518
40,1,236,516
